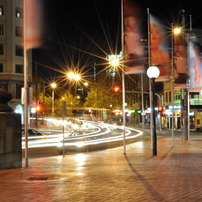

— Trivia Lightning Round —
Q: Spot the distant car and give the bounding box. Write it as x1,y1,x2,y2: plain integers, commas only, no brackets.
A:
22,129,44,137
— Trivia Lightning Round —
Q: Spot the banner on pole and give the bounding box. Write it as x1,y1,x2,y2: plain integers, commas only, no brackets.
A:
189,40,202,91
123,0,145,74
173,33,188,87
149,14,170,82
24,0,44,49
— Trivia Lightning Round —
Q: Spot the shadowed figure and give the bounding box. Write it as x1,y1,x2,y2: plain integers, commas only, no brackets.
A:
0,88,14,112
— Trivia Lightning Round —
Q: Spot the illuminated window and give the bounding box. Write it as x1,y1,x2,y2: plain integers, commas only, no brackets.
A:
175,92,181,100
16,8,22,18
0,6,3,16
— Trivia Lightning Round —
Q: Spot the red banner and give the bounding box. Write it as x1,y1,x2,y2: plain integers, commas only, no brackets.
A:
24,0,43,49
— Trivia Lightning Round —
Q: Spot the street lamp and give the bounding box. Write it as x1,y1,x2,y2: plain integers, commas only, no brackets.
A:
171,25,182,145
147,66,160,155
66,71,81,94
67,71,81,82
83,82,89,87
173,27,182,35
50,82,57,116
74,73,81,81
67,71,75,80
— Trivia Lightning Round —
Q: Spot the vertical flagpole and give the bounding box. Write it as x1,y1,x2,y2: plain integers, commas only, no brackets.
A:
190,15,192,31
187,15,192,141
121,0,126,154
23,0,29,167
141,73,144,128
147,8,153,149
171,23,174,146
186,41,190,141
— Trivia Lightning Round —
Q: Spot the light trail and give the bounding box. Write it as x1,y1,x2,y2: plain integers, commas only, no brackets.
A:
22,120,143,149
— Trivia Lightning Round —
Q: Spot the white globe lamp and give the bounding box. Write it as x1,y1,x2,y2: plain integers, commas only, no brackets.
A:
147,66,160,79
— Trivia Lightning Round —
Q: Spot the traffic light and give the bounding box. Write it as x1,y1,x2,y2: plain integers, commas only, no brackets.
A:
161,110,166,116
158,106,166,116
113,85,121,93
35,102,44,113
158,106,163,112
36,105,41,112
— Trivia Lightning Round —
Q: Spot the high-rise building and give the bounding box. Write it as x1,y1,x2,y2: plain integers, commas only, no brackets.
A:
0,0,32,110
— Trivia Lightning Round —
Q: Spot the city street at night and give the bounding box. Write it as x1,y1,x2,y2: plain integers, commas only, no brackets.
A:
1,0,202,201
21,120,143,157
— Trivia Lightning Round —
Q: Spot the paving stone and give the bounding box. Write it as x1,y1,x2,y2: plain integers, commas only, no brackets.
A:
1,132,202,202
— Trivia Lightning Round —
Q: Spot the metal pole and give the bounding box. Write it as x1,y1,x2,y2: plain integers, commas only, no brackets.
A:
187,34,191,141
62,101,66,157
23,0,29,167
187,89,190,140
35,83,38,127
147,8,153,149
52,90,54,116
190,15,192,31
149,79,153,149
141,74,144,128
171,23,174,146
181,9,189,140
121,0,126,154
152,78,157,155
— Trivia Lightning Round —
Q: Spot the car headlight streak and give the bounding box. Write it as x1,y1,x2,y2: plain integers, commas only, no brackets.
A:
22,120,143,149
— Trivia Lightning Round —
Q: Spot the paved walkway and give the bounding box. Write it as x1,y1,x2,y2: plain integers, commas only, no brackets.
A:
1,130,202,202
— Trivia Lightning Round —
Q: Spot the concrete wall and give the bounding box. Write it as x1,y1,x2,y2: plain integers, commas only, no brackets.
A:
0,112,22,169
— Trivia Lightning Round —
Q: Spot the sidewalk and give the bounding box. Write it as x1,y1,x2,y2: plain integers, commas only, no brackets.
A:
1,131,202,201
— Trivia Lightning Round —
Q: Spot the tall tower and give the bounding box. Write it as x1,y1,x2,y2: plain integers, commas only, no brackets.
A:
0,0,32,110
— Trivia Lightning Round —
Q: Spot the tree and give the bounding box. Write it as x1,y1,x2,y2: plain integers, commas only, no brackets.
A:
54,91,81,116
38,92,52,116
84,74,122,109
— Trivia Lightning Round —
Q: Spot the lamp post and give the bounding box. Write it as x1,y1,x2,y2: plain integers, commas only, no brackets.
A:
171,25,182,145
147,66,160,155
50,82,57,116
173,25,189,140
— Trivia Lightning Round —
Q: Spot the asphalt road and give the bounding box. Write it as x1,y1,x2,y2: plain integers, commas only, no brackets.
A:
22,124,202,159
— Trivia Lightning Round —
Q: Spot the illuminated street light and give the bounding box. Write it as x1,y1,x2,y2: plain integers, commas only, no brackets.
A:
74,74,81,81
67,71,75,80
50,82,57,116
110,58,120,67
173,27,182,35
51,82,57,89
84,82,89,87
147,66,160,155
108,54,121,68
67,71,81,82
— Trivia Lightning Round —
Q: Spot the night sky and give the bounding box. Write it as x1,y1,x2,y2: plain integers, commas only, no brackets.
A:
33,0,202,80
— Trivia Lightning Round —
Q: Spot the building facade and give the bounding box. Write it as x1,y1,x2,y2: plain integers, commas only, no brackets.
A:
0,0,32,110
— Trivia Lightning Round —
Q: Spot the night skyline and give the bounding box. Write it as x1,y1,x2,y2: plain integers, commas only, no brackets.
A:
33,0,202,80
